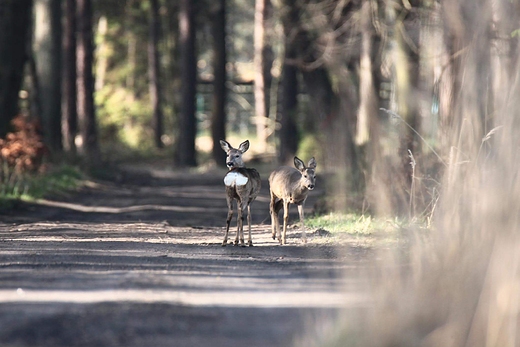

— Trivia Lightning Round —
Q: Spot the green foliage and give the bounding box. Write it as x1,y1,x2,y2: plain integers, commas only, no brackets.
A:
0,165,83,207
96,85,155,149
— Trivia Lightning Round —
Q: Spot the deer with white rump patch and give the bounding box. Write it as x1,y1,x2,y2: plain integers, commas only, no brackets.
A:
269,157,317,245
220,140,261,247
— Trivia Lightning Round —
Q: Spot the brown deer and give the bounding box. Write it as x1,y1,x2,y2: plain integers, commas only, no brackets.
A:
269,157,317,245
220,140,261,247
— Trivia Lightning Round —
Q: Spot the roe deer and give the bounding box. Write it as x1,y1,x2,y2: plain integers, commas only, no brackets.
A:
220,139,261,247
269,156,317,245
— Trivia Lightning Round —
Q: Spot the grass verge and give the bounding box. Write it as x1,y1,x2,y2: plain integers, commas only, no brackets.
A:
0,165,83,209
305,212,419,247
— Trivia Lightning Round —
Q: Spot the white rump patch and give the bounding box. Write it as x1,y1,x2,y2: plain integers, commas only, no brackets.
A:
224,172,249,187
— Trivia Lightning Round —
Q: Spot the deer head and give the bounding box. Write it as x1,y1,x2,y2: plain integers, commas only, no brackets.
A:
220,140,250,169
294,156,317,191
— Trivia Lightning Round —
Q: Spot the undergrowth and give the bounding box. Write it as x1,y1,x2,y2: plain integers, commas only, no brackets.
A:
306,212,409,234
0,115,83,208
0,164,83,208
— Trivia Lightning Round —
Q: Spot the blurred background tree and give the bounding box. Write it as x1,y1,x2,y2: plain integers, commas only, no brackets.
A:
0,0,33,137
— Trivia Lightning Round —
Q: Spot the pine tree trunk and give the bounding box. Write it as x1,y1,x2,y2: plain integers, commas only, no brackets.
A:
278,0,299,164
76,0,99,163
211,0,227,166
356,0,377,146
62,0,77,154
148,0,164,149
253,0,269,153
0,0,33,137
33,0,62,152
176,0,197,167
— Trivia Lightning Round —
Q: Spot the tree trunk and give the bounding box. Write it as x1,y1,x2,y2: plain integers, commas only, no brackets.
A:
148,0,164,149
278,0,299,164
385,2,422,215
176,0,197,167
33,0,62,153
164,1,181,130
76,0,99,163
253,0,271,153
211,0,227,166
278,57,299,165
358,0,385,213
62,0,77,154
356,0,378,146
0,0,33,137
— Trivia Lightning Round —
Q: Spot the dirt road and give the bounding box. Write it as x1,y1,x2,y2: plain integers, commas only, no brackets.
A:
0,165,373,347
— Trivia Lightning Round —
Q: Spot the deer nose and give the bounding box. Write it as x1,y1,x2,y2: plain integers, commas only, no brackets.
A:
227,162,234,167
308,184,315,190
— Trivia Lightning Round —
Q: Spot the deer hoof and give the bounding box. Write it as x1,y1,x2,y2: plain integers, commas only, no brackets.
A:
221,242,227,247
248,241,253,247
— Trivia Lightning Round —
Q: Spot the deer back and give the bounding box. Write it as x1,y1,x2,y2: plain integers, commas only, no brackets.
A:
269,166,309,204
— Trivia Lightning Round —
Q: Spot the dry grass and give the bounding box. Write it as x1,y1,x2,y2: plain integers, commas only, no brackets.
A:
299,2,520,346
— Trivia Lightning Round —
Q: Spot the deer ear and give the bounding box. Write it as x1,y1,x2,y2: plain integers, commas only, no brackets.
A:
294,157,305,171
220,140,232,153
307,157,317,169
238,140,250,153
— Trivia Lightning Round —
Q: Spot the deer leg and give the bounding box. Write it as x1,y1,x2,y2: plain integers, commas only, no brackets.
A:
269,192,279,240
233,200,241,246
236,201,246,247
223,197,233,246
297,204,307,243
247,204,253,246
281,200,290,245
274,200,283,242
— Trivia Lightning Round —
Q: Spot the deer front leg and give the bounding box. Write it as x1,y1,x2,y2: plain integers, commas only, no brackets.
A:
223,197,233,246
297,203,307,243
281,199,290,245
247,204,253,246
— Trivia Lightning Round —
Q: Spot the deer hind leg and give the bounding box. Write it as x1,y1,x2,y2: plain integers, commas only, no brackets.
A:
247,204,253,246
270,193,282,240
223,197,233,246
281,199,290,245
297,204,307,243
235,201,246,247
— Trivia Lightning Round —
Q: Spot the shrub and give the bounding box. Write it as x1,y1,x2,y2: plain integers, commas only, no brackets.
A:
0,115,47,196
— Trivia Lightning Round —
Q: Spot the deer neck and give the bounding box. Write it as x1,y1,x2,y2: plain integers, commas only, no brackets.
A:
288,179,308,201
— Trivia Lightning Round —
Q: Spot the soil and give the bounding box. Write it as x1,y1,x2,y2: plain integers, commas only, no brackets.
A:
0,163,374,347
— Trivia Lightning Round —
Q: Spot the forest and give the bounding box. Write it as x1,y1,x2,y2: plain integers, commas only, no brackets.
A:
0,0,519,214
2,0,520,345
